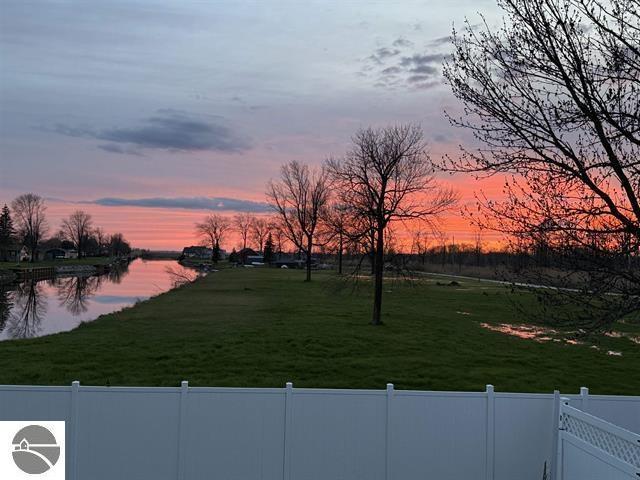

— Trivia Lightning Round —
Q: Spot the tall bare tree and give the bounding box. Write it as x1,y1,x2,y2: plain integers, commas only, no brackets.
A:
267,161,331,281
233,213,253,250
195,214,231,263
250,217,269,253
11,193,48,262
61,210,93,258
328,125,458,325
444,0,640,332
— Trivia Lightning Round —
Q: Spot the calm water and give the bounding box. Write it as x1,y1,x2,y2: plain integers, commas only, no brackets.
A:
0,259,198,341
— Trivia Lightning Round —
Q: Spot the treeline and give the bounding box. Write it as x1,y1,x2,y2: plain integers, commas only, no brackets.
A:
0,193,132,263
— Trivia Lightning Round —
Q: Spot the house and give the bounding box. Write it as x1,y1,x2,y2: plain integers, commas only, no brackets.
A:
43,248,78,260
238,248,258,265
0,243,21,262
246,255,264,265
44,248,66,260
181,246,213,259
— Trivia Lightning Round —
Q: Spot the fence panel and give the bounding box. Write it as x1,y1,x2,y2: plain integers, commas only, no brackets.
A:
494,394,557,480
583,395,640,434
559,403,640,480
289,389,387,480
76,387,182,480
184,388,286,480
390,391,486,479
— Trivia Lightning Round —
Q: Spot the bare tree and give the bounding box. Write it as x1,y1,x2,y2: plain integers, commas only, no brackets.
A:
328,125,458,325
444,0,640,332
269,219,288,256
411,230,431,267
250,217,270,253
323,203,351,274
109,233,131,257
61,210,93,258
195,214,231,263
233,213,254,250
267,161,331,281
11,193,48,262
94,227,108,255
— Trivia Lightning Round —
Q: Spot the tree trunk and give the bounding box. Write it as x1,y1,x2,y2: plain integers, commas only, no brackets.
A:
337,235,343,275
305,236,312,282
371,226,385,325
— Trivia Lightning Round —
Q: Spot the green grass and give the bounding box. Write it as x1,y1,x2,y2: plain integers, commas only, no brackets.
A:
0,257,112,270
0,268,638,394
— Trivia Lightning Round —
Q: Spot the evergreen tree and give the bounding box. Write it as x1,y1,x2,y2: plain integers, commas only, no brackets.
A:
263,233,274,264
228,248,239,264
0,204,15,262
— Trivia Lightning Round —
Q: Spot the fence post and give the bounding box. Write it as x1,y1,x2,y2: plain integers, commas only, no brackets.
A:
283,382,293,480
485,384,495,480
385,383,394,480
70,381,80,480
579,387,589,413
177,381,188,480
550,390,562,480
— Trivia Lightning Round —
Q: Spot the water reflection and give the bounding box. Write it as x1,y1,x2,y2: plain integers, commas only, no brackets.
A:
0,260,198,341
0,284,12,334
6,280,47,339
56,275,103,316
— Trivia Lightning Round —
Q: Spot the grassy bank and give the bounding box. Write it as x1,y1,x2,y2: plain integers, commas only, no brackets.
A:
0,268,638,393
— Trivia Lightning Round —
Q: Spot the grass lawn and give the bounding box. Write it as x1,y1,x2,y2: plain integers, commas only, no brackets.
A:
0,257,112,270
0,268,638,394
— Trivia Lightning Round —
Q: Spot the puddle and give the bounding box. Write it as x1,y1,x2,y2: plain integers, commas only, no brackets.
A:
479,322,634,355
605,332,640,344
479,322,557,340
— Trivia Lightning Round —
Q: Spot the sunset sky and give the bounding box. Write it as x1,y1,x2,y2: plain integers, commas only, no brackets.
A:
0,0,505,250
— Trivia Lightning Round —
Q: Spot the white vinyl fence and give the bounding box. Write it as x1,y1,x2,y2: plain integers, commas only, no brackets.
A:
0,382,638,480
558,401,640,479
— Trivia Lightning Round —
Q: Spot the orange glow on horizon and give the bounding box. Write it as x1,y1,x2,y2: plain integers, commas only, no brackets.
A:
16,173,508,251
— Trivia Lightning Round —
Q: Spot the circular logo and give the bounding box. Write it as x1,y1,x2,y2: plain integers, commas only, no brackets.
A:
11,425,61,474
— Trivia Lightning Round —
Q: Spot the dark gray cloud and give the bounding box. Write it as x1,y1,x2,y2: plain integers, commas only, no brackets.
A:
51,110,249,154
368,47,401,64
392,37,413,47
90,196,270,213
97,143,144,156
381,66,403,75
430,35,452,46
362,39,448,91
400,53,446,67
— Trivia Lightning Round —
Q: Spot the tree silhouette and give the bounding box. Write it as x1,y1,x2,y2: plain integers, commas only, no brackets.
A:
444,0,640,332
328,125,458,325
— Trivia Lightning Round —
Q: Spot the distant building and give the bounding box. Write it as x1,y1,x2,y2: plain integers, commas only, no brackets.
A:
246,255,264,265
238,248,259,264
1,243,21,262
44,248,78,260
181,246,213,259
